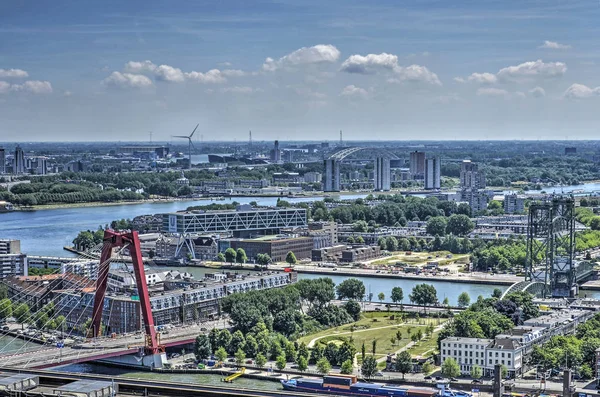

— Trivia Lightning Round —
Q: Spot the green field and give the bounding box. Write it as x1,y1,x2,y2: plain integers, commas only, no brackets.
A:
299,312,446,359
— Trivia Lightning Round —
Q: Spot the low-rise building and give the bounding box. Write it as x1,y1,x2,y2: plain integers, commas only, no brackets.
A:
341,245,381,263
224,236,314,262
440,337,493,375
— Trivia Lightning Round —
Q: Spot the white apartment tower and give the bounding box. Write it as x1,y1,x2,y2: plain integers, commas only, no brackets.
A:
424,156,441,190
374,157,391,191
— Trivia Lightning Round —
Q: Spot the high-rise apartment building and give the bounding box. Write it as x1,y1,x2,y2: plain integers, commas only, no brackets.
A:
409,151,426,179
504,194,525,214
13,145,25,175
0,148,5,174
424,156,441,190
460,160,485,189
374,157,391,191
270,140,281,163
324,159,340,192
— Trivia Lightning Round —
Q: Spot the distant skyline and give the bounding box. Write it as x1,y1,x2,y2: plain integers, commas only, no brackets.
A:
3,0,600,141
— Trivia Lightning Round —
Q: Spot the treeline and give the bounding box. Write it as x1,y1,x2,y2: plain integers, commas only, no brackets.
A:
312,195,472,226
0,182,144,206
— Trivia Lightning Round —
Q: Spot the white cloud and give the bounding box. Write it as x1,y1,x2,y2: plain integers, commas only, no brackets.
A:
467,72,498,84
103,72,153,89
539,41,571,50
340,53,398,74
0,80,53,94
122,60,230,84
563,83,600,99
497,60,567,83
185,69,226,84
476,87,509,97
0,69,29,79
63,91,73,97
154,65,185,83
0,81,11,94
341,53,440,85
529,86,546,97
262,44,341,71
453,77,466,83
124,60,157,74
396,65,441,85
340,84,369,98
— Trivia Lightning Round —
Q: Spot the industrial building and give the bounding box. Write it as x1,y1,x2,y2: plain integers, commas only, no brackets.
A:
162,205,307,236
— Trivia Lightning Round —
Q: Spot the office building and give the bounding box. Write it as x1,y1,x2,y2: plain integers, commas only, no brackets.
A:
0,148,5,174
163,205,306,236
424,156,441,190
223,236,314,262
409,151,426,179
324,158,340,192
374,157,391,191
460,160,485,189
504,194,525,214
13,145,25,175
309,222,338,245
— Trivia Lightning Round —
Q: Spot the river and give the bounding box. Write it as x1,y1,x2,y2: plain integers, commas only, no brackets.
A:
0,194,366,257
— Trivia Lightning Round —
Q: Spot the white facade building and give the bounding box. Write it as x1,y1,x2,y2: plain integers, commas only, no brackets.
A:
374,157,391,191
440,337,493,375
424,156,441,190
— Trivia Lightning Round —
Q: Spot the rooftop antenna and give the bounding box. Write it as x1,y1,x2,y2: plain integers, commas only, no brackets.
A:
172,124,199,169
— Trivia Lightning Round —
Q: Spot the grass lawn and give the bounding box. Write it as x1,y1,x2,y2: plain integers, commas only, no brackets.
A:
299,313,446,358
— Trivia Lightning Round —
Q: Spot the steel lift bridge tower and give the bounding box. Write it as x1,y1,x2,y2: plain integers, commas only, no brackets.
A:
525,196,576,298
91,230,165,363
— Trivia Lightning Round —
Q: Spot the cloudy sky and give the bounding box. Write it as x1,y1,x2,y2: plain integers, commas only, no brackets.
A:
2,0,600,141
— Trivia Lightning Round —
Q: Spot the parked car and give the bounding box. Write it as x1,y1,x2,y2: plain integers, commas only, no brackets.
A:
450,378,458,382
471,379,483,384
424,376,432,380
375,372,384,377
435,376,443,380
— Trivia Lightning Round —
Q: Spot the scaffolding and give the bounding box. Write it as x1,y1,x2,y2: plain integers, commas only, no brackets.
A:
526,196,576,298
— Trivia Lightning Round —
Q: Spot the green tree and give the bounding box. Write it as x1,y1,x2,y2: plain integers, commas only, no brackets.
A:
391,287,404,307
457,292,470,307
236,248,248,264
244,335,258,358
286,251,297,265
255,353,267,369
580,364,593,380
229,330,246,354
361,342,366,362
409,284,438,312
500,365,508,379
316,357,332,375
371,339,377,355
426,216,448,236
441,357,460,378
395,351,413,379
0,299,12,321
341,359,353,374
218,329,232,351
194,334,212,360
422,362,434,375
378,292,385,303
361,356,378,380
446,214,475,236
276,354,287,371
343,300,361,321
492,288,503,298
224,248,237,263
284,341,297,362
256,253,271,267
297,356,308,372
217,252,226,262
471,365,482,380
336,278,366,300
215,346,227,362
14,303,30,328
235,348,246,367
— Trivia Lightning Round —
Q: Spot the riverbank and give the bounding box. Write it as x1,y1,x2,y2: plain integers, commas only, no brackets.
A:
183,262,521,286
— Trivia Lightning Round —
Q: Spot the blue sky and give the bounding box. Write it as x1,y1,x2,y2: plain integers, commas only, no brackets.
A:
2,0,600,141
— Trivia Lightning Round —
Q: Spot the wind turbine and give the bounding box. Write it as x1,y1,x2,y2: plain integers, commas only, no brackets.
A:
173,124,199,169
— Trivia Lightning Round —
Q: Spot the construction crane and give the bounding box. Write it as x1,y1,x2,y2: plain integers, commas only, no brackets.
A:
173,124,199,169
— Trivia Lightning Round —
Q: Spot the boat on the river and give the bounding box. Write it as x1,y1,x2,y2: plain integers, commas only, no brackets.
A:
280,374,455,397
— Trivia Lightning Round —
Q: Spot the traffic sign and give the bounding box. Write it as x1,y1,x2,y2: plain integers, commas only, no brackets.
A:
56,342,64,348
472,389,479,393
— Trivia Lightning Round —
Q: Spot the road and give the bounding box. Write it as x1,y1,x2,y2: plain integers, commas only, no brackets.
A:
0,320,224,368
